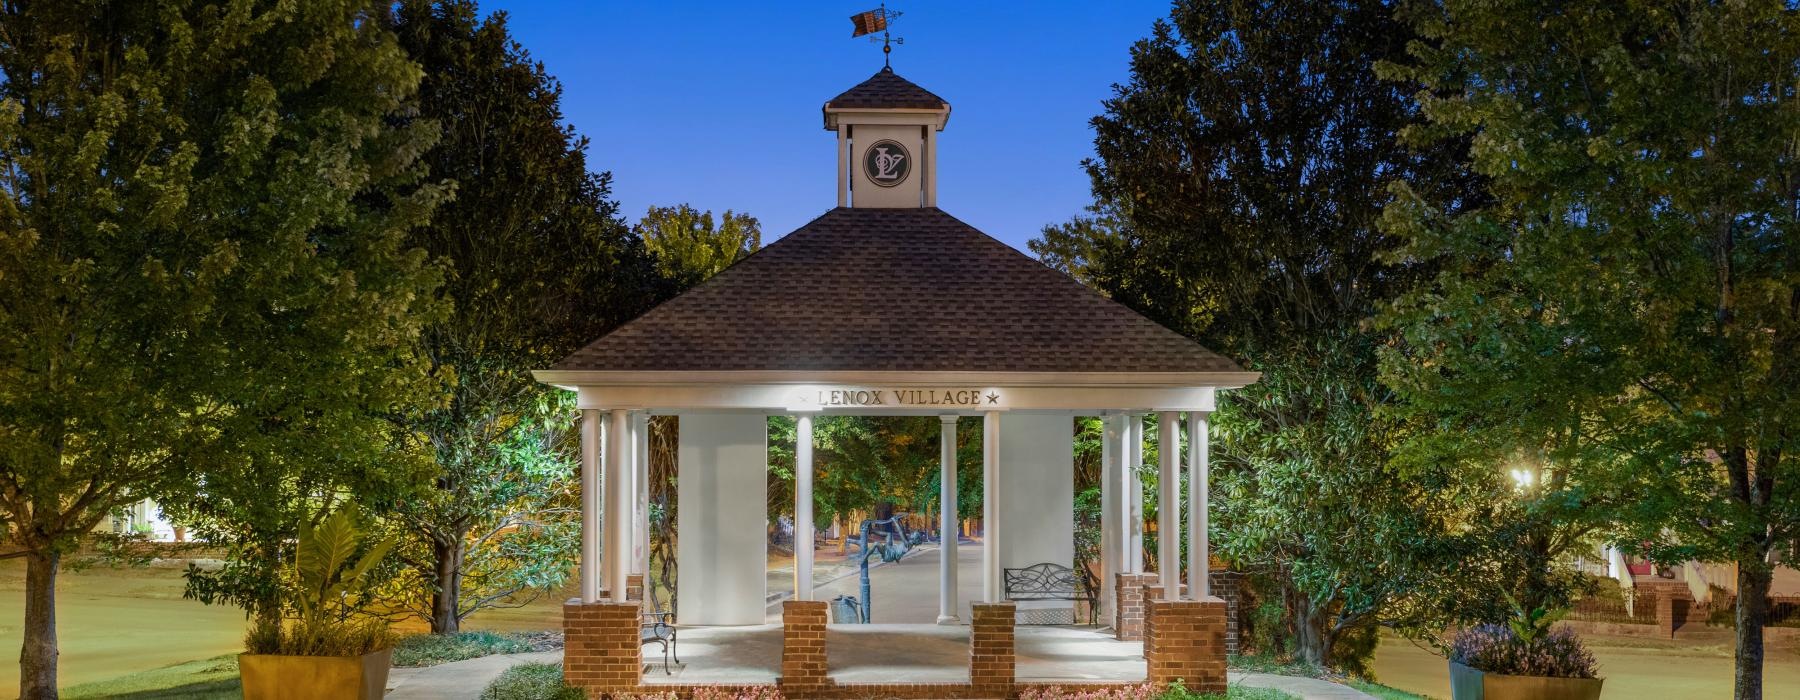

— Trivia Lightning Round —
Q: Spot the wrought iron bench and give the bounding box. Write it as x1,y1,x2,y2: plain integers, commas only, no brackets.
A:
1003,562,1090,623
640,611,678,674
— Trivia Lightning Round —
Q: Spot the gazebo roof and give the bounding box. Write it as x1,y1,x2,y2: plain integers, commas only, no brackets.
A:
549,207,1245,378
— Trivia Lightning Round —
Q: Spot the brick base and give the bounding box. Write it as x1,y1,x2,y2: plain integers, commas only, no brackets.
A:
1145,596,1227,694
1115,571,1241,656
563,599,643,695
779,600,830,693
970,602,1016,691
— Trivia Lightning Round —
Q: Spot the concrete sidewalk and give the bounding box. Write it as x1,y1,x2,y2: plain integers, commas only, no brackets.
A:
384,650,559,700
1231,671,1376,699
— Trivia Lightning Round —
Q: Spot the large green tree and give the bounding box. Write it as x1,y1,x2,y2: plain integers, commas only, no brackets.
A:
1380,2,1800,697
380,0,662,634
0,1,445,697
1034,0,1484,669
635,204,760,289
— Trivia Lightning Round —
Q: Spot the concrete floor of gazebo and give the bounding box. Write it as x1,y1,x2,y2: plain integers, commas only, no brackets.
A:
639,624,1146,685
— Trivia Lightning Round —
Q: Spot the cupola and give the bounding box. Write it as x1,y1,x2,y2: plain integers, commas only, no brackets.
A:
823,66,951,208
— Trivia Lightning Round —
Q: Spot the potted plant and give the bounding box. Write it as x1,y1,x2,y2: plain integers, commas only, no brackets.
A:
1448,599,1602,700
239,505,398,700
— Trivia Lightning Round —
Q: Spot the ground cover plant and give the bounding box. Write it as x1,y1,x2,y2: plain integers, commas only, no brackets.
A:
392,630,553,667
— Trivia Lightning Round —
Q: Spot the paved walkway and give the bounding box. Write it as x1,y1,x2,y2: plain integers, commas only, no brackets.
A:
1231,671,1376,699
384,650,559,700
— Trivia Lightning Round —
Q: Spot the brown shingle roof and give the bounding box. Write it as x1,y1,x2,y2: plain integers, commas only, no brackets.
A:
551,207,1243,374
824,67,948,110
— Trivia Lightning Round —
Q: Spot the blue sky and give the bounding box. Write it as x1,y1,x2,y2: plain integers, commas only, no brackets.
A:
481,1,1172,251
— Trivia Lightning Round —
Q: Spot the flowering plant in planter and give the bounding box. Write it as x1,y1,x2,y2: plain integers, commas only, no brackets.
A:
1449,623,1597,679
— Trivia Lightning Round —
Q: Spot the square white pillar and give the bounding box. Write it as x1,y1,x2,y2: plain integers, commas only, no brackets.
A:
1157,411,1180,599
676,413,770,625
938,414,960,624
794,414,815,601
999,413,1075,620
579,408,601,603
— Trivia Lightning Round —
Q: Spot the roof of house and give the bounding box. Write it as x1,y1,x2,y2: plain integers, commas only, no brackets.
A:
550,207,1244,375
824,66,949,111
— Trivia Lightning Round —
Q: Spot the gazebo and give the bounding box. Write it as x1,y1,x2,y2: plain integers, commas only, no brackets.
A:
535,65,1257,698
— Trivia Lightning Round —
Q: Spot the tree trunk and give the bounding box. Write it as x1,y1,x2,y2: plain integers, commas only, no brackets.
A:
1290,588,1333,669
1734,562,1771,700
21,550,59,700
430,537,465,634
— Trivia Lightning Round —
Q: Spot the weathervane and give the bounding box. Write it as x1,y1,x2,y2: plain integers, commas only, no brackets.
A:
849,4,903,68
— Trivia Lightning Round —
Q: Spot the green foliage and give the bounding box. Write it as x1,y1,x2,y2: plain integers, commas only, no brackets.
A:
0,0,447,691
1378,1,1800,696
1041,0,1483,670
392,631,537,667
636,204,761,287
480,662,584,700
245,505,397,657
376,0,665,633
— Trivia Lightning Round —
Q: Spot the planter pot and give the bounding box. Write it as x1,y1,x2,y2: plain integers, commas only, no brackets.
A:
239,647,392,700
1449,660,1603,700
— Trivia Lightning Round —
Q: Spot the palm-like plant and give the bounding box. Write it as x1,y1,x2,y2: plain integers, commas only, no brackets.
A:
247,505,398,656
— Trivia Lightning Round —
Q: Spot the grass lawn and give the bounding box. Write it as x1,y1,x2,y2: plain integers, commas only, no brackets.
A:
58,654,240,700
0,559,250,691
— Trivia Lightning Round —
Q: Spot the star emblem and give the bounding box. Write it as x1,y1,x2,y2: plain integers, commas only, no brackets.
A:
986,392,999,404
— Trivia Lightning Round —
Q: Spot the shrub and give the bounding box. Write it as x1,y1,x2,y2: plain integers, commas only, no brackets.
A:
481,663,584,700
1448,623,1597,679
393,631,538,667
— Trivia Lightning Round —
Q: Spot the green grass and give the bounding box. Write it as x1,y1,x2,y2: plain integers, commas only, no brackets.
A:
60,654,242,699
481,662,584,700
393,630,541,667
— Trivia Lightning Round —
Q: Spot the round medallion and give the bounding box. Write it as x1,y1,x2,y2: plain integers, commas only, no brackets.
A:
862,139,911,187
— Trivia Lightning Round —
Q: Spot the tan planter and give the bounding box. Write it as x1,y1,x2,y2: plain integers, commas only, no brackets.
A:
1450,660,1603,700
239,647,392,700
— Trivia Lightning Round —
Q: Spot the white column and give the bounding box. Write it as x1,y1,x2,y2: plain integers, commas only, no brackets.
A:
837,125,850,207
982,410,1002,602
795,414,815,601
1188,411,1210,599
938,414,960,623
633,411,651,577
1157,411,1180,599
579,409,601,603
925,127,939,206
1126,414,1145,573
1099,414,1122,622
606,409,632,603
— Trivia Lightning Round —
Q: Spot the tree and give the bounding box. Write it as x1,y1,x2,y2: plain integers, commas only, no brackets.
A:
635,204,760,288
1379,2,1799,697
0,1,446,697
379,0,662,634
1036,0,1482,669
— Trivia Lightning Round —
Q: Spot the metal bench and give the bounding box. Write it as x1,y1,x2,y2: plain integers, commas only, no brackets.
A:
640,611,678,674
1003,562,1091,623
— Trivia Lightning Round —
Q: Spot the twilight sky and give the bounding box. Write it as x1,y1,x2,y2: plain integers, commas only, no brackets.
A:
481,1,1171,251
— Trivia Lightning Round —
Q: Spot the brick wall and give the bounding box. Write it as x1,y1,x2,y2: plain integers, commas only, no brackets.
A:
1145,596,1227,694
563,599,643,696
779,600,830,693
1114,573,1157,641
1212,571,1243,656
1115,572,1240,656
970,602,1016,692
